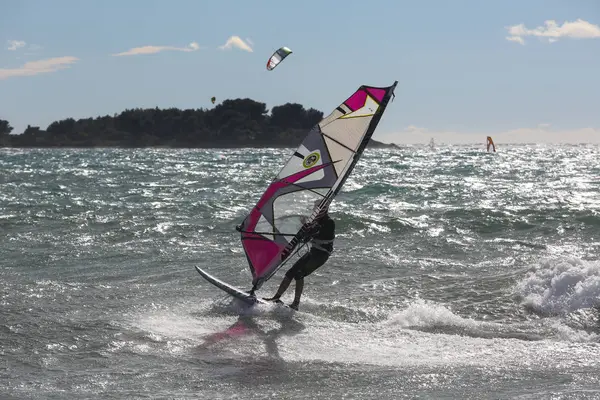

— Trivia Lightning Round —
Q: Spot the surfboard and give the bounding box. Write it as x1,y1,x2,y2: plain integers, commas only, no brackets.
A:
195,266,268,305
195,267,293,309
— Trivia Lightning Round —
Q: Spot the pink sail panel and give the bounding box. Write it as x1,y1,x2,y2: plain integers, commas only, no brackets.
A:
242,236,282,281
344,90,368,111
366,87,386,102
242,163,329,279
343,86,387,112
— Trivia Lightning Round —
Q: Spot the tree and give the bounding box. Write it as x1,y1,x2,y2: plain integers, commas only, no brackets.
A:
0,119,13,136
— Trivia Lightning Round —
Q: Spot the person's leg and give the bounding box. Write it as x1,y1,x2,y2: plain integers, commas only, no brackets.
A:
264,253,309,301
263,276,292,301
289,250,329,310
290,278,304,310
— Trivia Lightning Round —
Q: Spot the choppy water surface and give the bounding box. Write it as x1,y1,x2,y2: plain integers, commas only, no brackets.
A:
1,145,600,399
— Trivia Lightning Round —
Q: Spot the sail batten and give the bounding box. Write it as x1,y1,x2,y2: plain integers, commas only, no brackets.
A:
238,82,398,290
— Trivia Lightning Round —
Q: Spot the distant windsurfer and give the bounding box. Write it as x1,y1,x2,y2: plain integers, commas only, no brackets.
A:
264,201,335,310
487,136,496,152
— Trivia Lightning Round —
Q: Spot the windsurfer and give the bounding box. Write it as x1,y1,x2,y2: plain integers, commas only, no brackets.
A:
487,136,496,152
264,201,335,310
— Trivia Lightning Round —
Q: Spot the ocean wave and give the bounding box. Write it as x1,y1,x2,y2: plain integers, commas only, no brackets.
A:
514,257,600,316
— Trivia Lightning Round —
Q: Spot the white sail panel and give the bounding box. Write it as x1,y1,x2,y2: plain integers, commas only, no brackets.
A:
323,136,354,177
320,116,373,151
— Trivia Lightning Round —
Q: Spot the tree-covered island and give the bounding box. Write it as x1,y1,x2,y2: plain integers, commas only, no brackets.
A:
0,98,396,148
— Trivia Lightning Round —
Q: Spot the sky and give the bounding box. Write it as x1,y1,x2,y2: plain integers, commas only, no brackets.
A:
1,0,599,144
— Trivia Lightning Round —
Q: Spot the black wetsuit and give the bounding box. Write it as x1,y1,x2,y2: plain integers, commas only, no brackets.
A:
285,215,335,281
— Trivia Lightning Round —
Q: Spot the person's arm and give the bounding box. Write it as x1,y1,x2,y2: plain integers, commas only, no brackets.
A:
299,220,320,241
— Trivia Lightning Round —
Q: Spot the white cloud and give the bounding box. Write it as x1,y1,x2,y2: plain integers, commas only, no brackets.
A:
112,42,200,56
218,36,253,52
506,19,600,44
505,36,525,45
0,56,79,80
376,125,600,145
7,40,26,51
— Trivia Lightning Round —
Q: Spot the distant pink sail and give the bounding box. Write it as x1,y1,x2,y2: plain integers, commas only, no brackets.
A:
238,82,398,290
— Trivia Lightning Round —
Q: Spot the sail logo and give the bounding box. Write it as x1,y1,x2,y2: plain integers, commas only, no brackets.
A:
280,235,300,261
302,152,320,168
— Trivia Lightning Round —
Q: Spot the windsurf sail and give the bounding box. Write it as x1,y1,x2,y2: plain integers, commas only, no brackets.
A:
237,82,398,292
486,136,496,152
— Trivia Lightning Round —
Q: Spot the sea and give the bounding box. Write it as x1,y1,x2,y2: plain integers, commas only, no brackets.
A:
1,145,600,399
